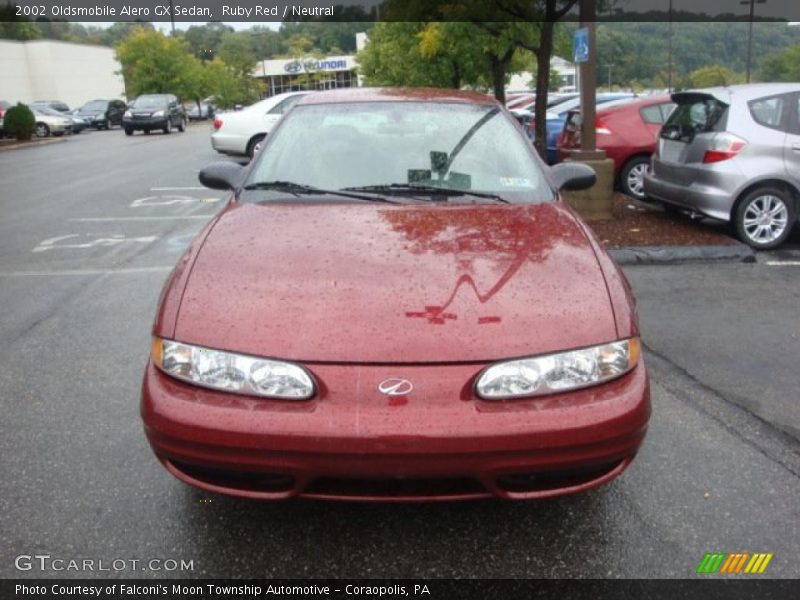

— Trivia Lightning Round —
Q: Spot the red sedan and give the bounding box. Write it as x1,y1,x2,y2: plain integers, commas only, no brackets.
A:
142,88,650,501
557,95,675,200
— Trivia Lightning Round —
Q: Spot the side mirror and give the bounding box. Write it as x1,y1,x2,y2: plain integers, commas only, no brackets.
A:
550,162,596,191
198,161,244,191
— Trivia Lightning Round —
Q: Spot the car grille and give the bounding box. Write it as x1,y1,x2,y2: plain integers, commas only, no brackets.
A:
304,477,487,499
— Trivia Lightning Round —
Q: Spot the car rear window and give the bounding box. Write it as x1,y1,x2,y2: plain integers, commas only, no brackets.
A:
640,103,676,124
661,96,728,142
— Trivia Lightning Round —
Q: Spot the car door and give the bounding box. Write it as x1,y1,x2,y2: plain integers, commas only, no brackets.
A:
784,92,800,193
110,100,124,124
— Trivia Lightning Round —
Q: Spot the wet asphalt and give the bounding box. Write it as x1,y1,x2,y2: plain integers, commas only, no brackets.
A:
0,126,798,580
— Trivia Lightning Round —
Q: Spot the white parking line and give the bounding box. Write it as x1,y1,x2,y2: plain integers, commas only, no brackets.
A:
765,261,800,266
0,266,173,277
69,216,214,222
150,187,207,191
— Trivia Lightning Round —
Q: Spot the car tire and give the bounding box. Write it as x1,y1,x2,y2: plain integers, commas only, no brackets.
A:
163,119,172,135
247,134,266,159
177,117,186,132
104,118,111,130
124,127,133,136
734,187,796,250
35,123,50,138
620,156,650,200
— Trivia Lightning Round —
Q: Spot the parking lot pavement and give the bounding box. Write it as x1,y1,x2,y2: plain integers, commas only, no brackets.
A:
0,129,798,579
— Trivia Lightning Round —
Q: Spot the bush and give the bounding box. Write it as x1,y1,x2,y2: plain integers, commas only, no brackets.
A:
4,103,36,141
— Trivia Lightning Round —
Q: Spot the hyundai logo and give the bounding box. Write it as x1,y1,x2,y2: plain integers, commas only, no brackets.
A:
377,378,414,396
284,60,303,74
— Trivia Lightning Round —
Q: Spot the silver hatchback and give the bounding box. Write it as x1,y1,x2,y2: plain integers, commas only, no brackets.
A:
644,83,800,249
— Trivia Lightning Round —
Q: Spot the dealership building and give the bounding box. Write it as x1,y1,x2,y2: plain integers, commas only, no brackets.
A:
252,55,360,97
0,40,126,107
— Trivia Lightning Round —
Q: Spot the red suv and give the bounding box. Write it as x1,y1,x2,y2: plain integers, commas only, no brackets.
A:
557,95,675,200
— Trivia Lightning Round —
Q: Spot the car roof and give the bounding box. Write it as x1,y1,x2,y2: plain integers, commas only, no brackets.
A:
595,94,673,114
675,83,800,104
296,87,498,106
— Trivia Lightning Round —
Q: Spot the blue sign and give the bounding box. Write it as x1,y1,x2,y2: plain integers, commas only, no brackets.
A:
573,28,589,63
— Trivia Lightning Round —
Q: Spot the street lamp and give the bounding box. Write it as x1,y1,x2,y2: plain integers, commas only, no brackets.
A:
740,0,767,83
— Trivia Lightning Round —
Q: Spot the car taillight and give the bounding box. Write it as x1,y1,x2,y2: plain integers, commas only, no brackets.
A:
702,133,747,164
213,118,223,130
596,118,612,135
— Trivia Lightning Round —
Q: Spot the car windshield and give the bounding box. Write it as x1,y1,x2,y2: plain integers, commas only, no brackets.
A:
132,96,167,109
245,101,552,204
82,101,107,110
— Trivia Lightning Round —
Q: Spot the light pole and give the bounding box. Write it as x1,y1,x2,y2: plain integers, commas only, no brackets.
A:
741,0,767,83
668,0,673,92
604,64,614,90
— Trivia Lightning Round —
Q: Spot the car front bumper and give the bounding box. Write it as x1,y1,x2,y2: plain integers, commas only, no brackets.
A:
123,117,169,130
142,358,650,501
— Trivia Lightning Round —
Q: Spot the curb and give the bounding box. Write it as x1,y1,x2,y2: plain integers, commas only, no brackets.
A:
0,137,68,152
610,243,755,265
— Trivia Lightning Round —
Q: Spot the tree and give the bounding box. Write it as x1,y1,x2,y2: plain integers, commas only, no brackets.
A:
686,65,744,88
759,44,800,82
182,22,233,62
115,28,198,98
3,103,36,141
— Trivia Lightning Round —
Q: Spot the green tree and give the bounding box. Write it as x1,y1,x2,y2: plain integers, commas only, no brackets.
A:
686,65,745,88
182,22,233,62
759,44,800,82
114,28,199,98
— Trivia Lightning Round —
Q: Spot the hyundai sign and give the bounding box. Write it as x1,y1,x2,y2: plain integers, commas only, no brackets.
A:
284,59,349,74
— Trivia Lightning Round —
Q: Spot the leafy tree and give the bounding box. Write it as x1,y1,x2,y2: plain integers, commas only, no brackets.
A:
182,22,233,62
0,20,41,40
115,28,199,98
686,65,744,88
759,44,800,82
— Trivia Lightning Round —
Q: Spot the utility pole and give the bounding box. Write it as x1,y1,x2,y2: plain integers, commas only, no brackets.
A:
604,64,614,90
668,0,673,92
741,0,767,83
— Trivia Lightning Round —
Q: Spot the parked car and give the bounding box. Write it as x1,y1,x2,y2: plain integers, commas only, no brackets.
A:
644,83,800,249
76,99,127,129
122,94,186,136
32,100,70,114
557,95,676,200
211,91,309,158
31,106,72,137
70,114,89,134
142,88,650,501
506,92,536,110
543,93,635,164
0,100,11,136
188,102,215,120
510,108,535,140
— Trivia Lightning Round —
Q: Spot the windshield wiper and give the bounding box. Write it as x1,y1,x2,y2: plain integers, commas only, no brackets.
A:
241,180,401,203
343,183,510,204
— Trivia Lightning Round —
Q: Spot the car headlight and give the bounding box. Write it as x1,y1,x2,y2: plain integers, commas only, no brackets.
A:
152,110,165,117
475,338,640,400
151,338,315,400
123,110,132,118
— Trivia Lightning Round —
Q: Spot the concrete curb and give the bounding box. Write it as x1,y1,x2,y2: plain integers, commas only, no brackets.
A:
0,137,68,152
610,243,755,265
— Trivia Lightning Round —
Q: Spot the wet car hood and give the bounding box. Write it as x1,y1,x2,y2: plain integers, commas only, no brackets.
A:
174,201,617,363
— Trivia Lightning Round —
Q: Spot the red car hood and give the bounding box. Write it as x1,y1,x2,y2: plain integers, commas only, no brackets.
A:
175,201,617,363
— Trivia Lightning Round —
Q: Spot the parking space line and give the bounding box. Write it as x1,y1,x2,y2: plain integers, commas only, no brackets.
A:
0,266,173,277
150,187,207,191
69,216,214,222
765,261,800,266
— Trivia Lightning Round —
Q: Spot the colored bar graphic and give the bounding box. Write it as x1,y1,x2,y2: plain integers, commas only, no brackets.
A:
700,552,773,575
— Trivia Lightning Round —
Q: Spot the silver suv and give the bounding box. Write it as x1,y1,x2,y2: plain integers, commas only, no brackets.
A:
643,83,800,249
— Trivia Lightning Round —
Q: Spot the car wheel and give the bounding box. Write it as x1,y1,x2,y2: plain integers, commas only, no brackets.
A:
124,127,133,136
734,187,795,250
163,119,172,135
35,123,50,138
620,156,650,200
104,118,111,130
178,117,186,132
247,134,266,159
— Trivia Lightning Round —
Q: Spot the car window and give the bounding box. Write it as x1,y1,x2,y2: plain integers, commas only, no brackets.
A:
267,95,305,115
246,101,553,204
640,103,676,125
661,96,727,141
748,95,787,131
